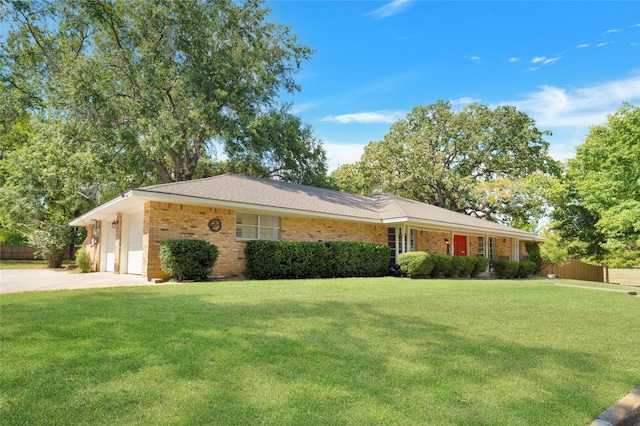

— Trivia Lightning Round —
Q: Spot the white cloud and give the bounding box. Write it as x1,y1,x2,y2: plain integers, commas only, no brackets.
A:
576,44,589,49
451,97,481,107
290,101,320,115
509,57,519,63
500,75,640,128
323,142,366,172
468,55,481,62
368,0,412,19
597,42,608,47
603,28,621,35
321,110,406,124
529,56,561,67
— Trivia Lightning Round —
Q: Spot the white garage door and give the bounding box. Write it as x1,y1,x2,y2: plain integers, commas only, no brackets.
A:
127,210,144,275
105,225,116,272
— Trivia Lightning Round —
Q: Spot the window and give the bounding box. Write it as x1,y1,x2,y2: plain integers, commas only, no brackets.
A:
478,236,485,257
410,229,417,252
488,237,496,260
236,213,280,240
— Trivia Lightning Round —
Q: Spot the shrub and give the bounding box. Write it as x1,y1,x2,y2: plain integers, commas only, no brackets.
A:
524,241,543,274
398,252,434,278
245,240,389,280
325,241,389,278
159,239,219,281
430,254,453,278
460,256,477,278
27,220,69,268
517,260,537,278
493,259,520,279
472,256,490,277
75,246,92,273
449,256,476,278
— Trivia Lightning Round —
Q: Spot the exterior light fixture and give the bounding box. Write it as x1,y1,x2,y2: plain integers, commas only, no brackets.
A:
112,220,118,229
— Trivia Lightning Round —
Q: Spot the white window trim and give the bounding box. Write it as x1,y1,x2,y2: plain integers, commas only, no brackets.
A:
236,213,281,241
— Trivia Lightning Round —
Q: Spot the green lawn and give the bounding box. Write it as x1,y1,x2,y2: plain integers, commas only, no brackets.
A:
1,277,638,425
0,260,74,270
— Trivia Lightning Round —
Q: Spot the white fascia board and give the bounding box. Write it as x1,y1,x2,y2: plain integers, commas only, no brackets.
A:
383,216,540,241
69,191,137,226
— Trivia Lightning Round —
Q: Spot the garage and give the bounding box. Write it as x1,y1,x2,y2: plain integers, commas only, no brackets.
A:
126,210,144,275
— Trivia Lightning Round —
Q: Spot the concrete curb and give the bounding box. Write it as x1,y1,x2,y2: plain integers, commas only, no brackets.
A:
590,387,640,426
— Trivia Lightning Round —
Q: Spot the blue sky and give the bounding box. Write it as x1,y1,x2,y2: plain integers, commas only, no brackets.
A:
267,0,640,171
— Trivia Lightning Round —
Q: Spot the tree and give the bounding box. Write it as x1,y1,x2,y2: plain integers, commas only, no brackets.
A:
1,0,328,262
221,109,333,187
553,103,640,267
0,118,98,266
332,101,559,227
1,0,320,184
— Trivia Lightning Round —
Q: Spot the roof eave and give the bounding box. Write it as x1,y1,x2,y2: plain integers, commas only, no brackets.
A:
382,217,540,240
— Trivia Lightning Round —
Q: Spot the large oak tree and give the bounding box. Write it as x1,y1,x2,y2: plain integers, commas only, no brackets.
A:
332,101,560,228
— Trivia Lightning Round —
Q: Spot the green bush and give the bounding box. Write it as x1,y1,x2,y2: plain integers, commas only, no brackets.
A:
472,256,490,277
517,260,537,278
460,256,478,278
325,241,389,278
75,246,92,273
245,240,389,280
159,239,219,281
398,252,435,278
450,256,476,278
430,254,453,278
524,241,543,274
493,259,520,279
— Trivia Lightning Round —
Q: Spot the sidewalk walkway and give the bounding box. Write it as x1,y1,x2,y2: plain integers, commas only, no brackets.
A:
0,269,159,294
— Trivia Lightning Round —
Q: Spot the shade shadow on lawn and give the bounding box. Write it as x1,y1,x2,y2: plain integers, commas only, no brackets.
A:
1,281,637,425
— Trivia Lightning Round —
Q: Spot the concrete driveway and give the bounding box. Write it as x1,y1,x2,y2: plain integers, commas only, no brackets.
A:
0,269,160,294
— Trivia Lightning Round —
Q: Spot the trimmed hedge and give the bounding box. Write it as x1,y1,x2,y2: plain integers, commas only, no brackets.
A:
245,240,390,280
430,254,453,278
398,253,492,279
493,259,537,279
472,256,490,277
398,252,435,278
493,259,520,279
159,239,219,281
450,256,476,278
517,260,537,278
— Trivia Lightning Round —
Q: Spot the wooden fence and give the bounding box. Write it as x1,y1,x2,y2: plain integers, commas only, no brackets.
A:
541,259,604,283
0,244,41,260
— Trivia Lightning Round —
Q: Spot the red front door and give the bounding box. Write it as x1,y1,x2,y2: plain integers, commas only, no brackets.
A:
454,235,467,256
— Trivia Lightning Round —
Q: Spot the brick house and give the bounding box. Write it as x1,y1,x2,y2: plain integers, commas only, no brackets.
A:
69,173,542,280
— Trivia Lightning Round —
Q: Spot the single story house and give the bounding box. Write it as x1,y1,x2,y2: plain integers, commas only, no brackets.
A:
70,173,543,280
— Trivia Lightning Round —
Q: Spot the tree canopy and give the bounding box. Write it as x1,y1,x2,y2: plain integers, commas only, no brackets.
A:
1,0,326,185
0,0,328,264
332,100,560,229
552,103,640,267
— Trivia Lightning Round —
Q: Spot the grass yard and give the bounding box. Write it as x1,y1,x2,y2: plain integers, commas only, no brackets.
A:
0,260,74,270
1,277,638,425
